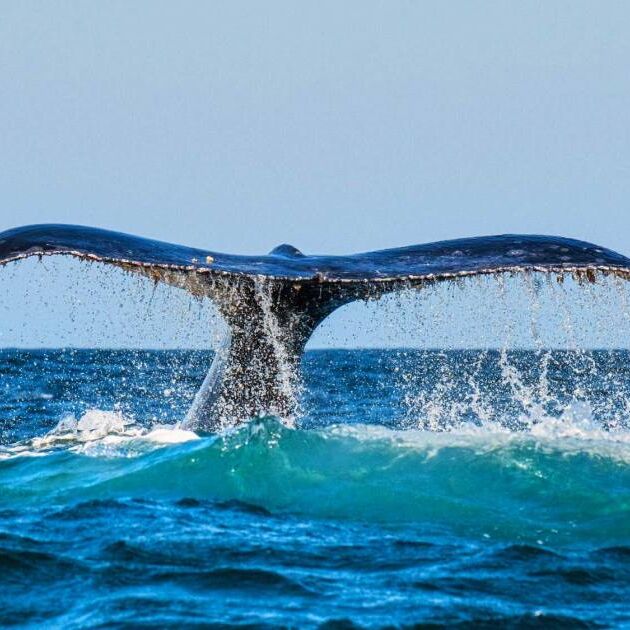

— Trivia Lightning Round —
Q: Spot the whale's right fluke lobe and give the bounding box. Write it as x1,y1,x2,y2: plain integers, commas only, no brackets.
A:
2,224,630,430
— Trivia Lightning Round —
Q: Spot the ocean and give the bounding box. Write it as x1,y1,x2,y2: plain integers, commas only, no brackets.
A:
0,348,628,628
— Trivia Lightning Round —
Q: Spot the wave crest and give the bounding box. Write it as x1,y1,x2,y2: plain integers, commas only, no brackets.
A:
1,414,628,546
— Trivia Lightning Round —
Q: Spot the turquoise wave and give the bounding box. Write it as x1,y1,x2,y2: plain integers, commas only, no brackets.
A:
2,417,628,548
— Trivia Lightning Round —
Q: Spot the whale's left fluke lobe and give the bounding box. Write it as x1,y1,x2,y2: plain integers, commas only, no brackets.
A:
2,223,630,430
0,223,219,273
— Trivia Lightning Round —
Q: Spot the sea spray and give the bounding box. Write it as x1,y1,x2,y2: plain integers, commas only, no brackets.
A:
254,277,301,425
308,272,630,431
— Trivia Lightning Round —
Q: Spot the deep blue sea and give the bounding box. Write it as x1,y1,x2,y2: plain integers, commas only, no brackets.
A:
0,349,629,628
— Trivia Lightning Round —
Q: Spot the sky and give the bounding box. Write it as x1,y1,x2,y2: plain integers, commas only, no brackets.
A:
1,1,630,348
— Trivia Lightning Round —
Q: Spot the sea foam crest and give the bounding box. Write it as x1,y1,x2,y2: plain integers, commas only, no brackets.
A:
0,409,199,459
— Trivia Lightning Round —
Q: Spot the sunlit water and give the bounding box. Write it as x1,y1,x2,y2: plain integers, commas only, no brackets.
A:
1,349,629,628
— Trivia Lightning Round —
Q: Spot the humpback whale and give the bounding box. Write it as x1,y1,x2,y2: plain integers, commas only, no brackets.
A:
1,224,630,431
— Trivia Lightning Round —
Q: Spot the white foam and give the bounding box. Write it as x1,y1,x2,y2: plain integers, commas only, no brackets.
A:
323,401,630,463
143,427,199,444
0,409,199,459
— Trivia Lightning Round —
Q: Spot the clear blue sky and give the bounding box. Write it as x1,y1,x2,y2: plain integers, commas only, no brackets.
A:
1,2,629,349
1,1,629,256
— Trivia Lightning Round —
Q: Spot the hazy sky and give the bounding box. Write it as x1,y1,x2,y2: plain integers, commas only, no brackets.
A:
1,1,629,257
1,2,629,348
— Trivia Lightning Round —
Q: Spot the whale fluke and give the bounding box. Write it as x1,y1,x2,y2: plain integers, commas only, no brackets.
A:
2,224,630,430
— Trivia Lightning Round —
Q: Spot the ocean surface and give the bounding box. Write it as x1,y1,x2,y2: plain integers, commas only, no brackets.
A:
0,348,629,628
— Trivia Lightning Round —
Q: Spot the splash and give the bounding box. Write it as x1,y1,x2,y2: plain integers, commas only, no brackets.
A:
253,278,301,425
309,271,630,433
3,256,630,436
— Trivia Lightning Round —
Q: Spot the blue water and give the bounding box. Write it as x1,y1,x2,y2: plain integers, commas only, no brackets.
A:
1,349,629,628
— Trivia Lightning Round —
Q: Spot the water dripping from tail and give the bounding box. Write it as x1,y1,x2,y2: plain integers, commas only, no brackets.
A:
308,270,630,434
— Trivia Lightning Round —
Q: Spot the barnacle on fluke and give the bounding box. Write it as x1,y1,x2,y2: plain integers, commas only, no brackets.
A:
2,223,630,430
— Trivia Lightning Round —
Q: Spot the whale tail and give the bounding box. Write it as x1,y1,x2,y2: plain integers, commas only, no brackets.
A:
2,224,630,430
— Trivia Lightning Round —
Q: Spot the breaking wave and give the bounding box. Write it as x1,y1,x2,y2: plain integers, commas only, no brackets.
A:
2,411,628,548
